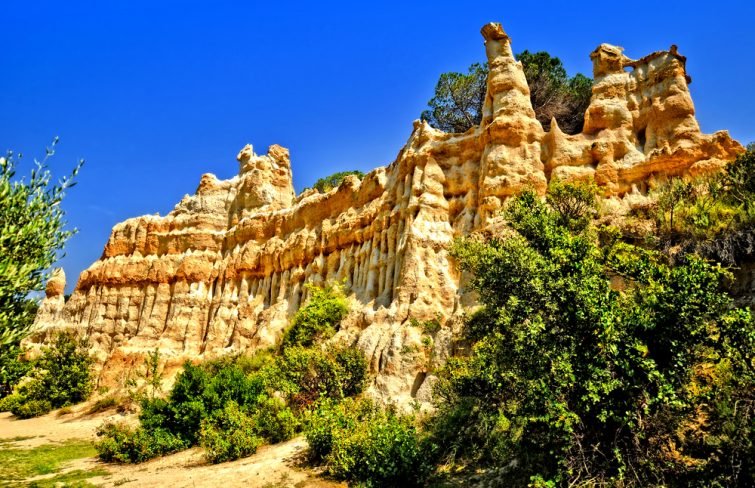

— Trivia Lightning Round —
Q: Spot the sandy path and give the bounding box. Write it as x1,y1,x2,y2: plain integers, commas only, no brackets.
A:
0,408,124,447
0,407,344,487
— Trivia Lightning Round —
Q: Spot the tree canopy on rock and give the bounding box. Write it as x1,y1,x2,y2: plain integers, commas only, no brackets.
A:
421,52,593,134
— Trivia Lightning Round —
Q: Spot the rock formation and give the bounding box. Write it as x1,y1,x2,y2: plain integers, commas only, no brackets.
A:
30,23,743,404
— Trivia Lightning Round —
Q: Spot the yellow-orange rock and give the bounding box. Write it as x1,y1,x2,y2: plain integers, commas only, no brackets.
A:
29,22,743,404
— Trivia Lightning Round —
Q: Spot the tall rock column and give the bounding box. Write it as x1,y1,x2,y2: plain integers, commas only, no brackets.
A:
477,22,546,223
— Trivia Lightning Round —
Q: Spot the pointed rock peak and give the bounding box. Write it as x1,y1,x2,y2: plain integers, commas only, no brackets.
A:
46,268,66,298
267,144,290,166
590,44,634,77
236,144,255,164
550,117,563,136
480,22,509,42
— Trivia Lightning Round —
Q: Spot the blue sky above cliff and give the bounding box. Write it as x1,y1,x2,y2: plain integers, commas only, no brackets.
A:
2,0,754,292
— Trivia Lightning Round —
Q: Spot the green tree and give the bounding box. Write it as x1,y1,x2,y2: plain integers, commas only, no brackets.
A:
421,53,592,134
0,138,82,396
311,170,365,193
517,50,593,133
9,332,94,418
433,187,754,486
421,63,488,133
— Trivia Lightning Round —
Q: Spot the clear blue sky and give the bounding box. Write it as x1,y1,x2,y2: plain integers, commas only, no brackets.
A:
2,1,754,293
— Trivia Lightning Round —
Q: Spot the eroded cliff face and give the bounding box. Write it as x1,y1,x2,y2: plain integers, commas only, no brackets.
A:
29,23,743,404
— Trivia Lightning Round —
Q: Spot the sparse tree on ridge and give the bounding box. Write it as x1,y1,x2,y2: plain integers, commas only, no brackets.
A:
422,52,593,134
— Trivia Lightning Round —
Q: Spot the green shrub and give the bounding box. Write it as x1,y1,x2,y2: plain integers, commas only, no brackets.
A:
11,399,52,419
305,398,430,487
310,171,365,193
0,342,32,398
94,292,368,465
546,178,598,231
10,332,93,417
251,395,298,443
305,398,378,462
95,421,186,463
436,187,755,486
0,392,21,412
274,345,368,408
282,283,349,349
199,401,262,464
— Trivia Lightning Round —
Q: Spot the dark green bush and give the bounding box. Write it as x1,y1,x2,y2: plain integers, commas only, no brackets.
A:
435,187,755,486
274,345,368,408
0,341,32,398
96,285,369,465
281,283,349,349
10,332,93,418
305,398,430,487
250,395,298,443
95,421,186,463
305,398,378,462
11,398,52,419
0,392,23,412
199,401,262,464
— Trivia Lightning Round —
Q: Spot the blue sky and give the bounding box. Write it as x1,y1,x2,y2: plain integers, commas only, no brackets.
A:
2,1,754,293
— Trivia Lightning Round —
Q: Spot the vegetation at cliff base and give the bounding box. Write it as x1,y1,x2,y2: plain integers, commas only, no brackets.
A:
96,284,368,465
1,332,94,418
429,181,754,486
421,52,592,133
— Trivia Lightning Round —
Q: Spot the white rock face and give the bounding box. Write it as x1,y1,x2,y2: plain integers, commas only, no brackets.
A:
30,23,743,404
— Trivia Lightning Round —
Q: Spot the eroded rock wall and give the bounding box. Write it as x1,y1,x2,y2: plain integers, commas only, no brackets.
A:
30,23,743,404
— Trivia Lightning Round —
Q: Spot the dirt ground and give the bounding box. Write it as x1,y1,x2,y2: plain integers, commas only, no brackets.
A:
0,407,344,487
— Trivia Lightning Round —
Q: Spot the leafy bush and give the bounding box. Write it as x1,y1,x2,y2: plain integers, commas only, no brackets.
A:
435,187,755,486
95,422,186,463
0,334,33,398
95,284,368,465
250,396,298,443
96,334,368,464
305,398,430,487
282,283,349,349
10,332,93,418
310,170,365,193
648,149,755,265
0,392,21,412
11,399,52,419
273,345,368,408
200,401,262,464
546,178,598,231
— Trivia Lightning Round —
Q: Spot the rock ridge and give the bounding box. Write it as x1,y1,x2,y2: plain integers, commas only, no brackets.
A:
30,22,743,404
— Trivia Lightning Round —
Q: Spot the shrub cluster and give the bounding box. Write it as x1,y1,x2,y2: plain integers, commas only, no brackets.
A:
2,332,93,418
647,148,755,264
433,187,755,486
96,284,367,465
281,282,348,349
305,398,431,487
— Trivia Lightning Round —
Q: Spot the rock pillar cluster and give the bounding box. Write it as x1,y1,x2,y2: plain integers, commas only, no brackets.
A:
30,22,743,404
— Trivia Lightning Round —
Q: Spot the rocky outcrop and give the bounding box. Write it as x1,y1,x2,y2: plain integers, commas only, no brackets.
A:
30,23,743,404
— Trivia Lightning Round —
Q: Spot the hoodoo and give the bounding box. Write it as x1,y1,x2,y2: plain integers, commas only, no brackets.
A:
30,23,743,404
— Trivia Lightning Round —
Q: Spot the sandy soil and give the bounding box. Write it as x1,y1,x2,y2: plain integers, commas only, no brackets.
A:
0,407,344,487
